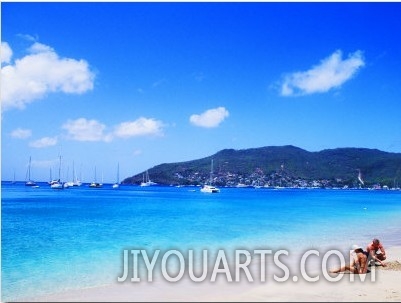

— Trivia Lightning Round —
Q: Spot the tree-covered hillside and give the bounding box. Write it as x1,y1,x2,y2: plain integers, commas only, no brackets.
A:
122,145,401,188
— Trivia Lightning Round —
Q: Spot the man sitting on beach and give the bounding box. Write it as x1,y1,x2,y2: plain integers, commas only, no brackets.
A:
366,238,387,267
330,244,368,274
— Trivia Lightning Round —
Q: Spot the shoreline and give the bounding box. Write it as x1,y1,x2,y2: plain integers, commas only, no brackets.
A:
21,245,401,302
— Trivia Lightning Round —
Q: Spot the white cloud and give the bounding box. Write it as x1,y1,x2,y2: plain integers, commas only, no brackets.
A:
152,78,167,87
190,107,229,128
16,34,37,42
1,41,95,111
132,149,142,156
29,136,58,148
62,117,165,142
114,117,164,138
10,128,32,139
280,50,365,96
29,42,54,54
1,42,12,64
62,118,112,142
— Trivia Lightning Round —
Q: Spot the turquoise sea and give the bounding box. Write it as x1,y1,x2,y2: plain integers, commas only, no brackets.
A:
2,182,401,301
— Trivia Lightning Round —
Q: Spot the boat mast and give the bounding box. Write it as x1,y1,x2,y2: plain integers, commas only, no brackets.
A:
28,156,32,181
117,162,120,183
58,155,62,181
72,161,75,183
210,159,214,184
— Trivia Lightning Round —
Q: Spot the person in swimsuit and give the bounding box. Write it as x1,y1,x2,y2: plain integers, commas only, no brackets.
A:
330,244,368,274
366,238,387,267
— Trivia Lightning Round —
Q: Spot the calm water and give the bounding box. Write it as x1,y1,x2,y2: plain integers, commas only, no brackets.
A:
2,182,401,301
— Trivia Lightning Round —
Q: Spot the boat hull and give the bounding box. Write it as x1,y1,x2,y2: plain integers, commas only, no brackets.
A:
200,185,220,193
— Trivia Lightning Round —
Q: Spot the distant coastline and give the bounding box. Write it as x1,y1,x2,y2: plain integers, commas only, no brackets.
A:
123,145,401,189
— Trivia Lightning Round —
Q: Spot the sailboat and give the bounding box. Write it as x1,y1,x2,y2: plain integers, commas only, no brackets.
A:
72,162,82,186
89,166,102,188
11,169,16,184
48,168,59,185
25,156,37,186
112,163,120,189
64,165,74,188
140,170,157,187
50,156,64,189
200,159,220,193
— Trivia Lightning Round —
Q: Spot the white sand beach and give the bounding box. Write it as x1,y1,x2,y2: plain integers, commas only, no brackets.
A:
28,246,401,302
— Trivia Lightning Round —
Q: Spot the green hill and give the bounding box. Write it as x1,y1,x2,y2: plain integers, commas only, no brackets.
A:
122,145,401,188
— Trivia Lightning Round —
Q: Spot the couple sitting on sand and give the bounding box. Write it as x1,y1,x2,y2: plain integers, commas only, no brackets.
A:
330,238,387,274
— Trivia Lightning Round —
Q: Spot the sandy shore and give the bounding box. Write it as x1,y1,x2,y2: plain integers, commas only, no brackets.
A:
25,246,401,302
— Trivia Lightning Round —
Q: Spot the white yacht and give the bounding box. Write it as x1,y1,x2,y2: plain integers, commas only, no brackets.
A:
112,163,120,189
200,159,220,193
51,156,64,189
25,156,37,187
89,182,102,188
89,167,103,188
200,184,220,193
140,170,157,187
51,181,64,189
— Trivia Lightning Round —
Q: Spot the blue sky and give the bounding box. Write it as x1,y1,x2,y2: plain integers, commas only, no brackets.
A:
2,2,401,183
